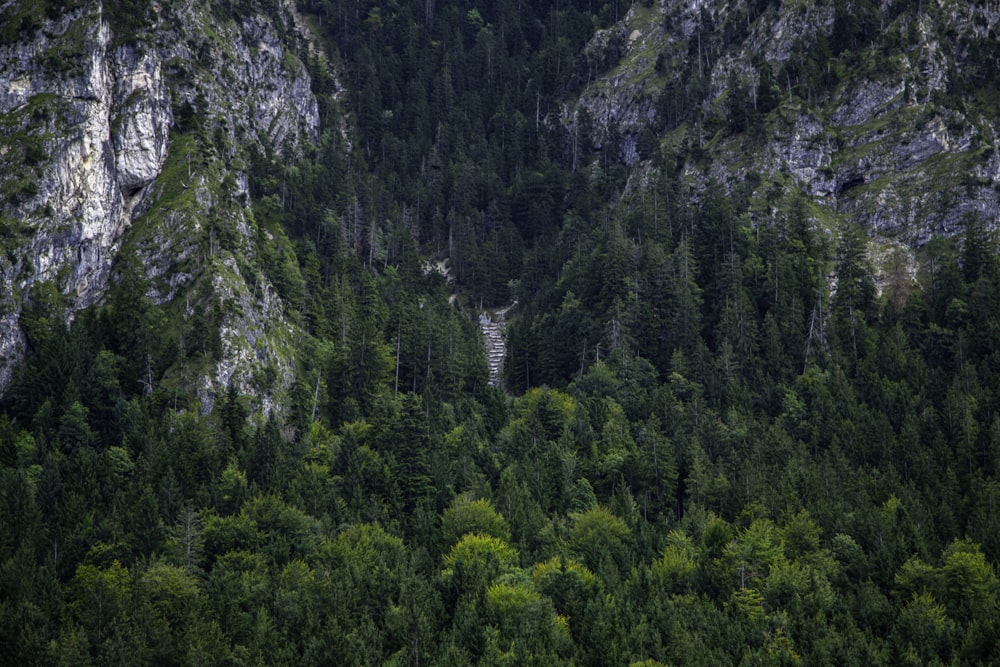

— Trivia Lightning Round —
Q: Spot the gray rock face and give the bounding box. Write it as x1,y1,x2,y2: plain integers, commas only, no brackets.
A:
0,0,320,393
830,81,907,128
112,43,171,197
567,0,1000,256
774,113,835,198
0,8,143,388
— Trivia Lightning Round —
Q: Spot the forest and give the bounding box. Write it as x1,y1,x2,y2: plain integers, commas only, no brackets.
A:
2,0,1000,664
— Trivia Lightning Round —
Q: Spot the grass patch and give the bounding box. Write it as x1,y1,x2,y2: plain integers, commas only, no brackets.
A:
142,133,203,215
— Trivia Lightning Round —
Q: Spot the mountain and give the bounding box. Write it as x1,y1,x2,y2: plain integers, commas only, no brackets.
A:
574,0,1000,254
3,1,1000,665
0,0,319,409
4,1,999,402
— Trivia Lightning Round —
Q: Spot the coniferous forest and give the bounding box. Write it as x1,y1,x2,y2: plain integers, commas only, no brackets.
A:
3,0,1000,664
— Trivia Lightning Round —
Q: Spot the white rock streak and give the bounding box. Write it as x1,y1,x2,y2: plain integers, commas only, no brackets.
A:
480,303,515,388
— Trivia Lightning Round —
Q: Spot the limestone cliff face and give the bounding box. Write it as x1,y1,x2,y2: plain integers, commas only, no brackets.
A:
568,0,1000,255
0,0,321,402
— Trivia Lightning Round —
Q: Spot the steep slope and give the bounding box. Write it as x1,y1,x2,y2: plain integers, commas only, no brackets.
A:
4,3,1000,665
568,0,1000,247
0,0,320,408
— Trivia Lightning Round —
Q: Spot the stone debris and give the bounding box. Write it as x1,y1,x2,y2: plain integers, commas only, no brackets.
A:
480,302,515,387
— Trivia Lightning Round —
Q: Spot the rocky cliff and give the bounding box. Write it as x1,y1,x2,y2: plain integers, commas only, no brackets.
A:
0,0,321,408
8,0,1000,407
568,0,1000,258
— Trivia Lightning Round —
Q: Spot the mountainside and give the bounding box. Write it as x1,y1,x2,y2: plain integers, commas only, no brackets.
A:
574,0,1000,244
4,1,1000,401
5,1,1000,665
0,0,319,408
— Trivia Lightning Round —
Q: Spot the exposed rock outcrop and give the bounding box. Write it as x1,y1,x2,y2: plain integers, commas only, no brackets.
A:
0,5,166,389
0,0,322,403
565,0,1000,260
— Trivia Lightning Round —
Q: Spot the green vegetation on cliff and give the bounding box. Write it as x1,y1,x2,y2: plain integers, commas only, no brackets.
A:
3,1,1000,665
